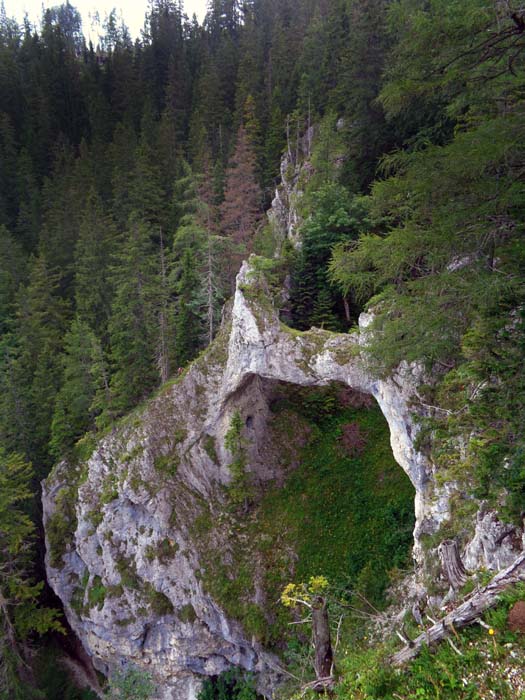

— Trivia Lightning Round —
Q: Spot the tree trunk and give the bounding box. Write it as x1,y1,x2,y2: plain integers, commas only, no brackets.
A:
438,539,468,590
343,296,351,323
312,597,333,679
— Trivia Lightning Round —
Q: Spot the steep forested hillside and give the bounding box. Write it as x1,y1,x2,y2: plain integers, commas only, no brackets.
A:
1,0,525,698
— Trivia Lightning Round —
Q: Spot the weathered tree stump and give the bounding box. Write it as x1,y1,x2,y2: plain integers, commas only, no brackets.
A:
312,597,333,680
438,539,468,590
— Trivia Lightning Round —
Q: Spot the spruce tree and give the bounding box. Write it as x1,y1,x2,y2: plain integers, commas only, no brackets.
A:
8,255,68,468
172,160,225,351
0,225,25,334
49,318,99,458
39,145,85,296
174,247,202,367
74,189,117,342
0,448,63,697
263,101,285,191
156,227,173,383
220,122,262,244
110,121,139,230
107,215,160,417
0,111,19,230
220,122,262,287
290,182,355,330
15,148,41,254
129,110,166,227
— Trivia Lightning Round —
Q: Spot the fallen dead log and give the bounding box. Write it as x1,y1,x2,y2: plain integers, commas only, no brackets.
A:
391,552,525,665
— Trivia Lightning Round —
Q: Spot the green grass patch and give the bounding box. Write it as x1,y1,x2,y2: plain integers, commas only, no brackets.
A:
87,575,106,610
198,384,415,650
116,556,141,590
178,603,197,624
143,584,174,616
264,387,414,586
145,537,179,564
154,453,180,477
203,434,219,463
335,584,525,700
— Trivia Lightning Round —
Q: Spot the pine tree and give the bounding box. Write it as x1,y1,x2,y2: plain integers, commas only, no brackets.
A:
291,182,355,330
220,122,262,287
263,101,285,191
0,111,19,230
129,113,166,227
171,164,207,364
156,227,173,383
110,121,139,230
335,0,393,190
8,255,68,468
159,48,191,170
0,335,29,460
0,448,63,697
174,247,202,366
310,286,339,331
107,215,160,417
234,5,265,138
0,225,25,334
173,160,225,349
39,144,86,296
220,122,262,243
74,189,117,342
14,146,41,255
49,318,99,458
189,57,230,164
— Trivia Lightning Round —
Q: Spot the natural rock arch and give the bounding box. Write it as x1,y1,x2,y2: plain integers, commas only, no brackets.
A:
221,262,448,556
40,260,465,700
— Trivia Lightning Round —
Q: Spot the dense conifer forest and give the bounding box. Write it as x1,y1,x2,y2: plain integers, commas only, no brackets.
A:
1,0,525,697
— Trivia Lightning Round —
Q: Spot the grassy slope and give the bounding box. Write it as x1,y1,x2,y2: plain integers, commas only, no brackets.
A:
335,583,525,700
199,386,415,652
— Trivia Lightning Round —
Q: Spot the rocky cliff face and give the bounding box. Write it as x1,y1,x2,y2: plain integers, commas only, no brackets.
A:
43,259,522,699
266,128,314,251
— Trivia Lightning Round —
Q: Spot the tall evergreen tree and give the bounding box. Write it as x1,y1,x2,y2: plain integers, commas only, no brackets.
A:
220,122,262,286
290,182,359,330
0,225,25,333
110,121,138,229
107,215,161,417
49,318,99,458
39,144,86,296
8,254,68,468
129,112,166,227
15,148,41,253
0,448,63,698
174,247,202,366
74,189,117,342
0,111,19,230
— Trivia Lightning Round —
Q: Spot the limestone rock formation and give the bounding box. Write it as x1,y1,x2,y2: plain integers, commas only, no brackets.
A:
43,258,522,699
267,130,314,252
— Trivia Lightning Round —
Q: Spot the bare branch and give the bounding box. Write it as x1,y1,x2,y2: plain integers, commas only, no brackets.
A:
392,552,525,665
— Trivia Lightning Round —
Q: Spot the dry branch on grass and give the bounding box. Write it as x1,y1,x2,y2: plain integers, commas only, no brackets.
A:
391,552,525,665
